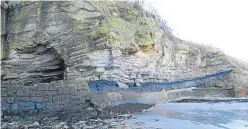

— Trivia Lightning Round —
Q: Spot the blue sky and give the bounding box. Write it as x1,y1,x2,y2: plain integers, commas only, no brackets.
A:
145,0,248,62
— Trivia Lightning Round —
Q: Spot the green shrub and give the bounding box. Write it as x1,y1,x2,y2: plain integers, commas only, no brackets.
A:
10,41,17,50
134,32,153,45
129,9,137,19
91,27,108,38
106,18,123,28
176,49,188,55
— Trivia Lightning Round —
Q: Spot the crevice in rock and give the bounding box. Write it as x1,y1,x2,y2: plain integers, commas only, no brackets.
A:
1,44,66,86
30,45,66,83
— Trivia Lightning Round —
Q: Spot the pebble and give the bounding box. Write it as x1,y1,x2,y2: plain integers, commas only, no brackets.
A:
52,125,61,129
62,124,69,129
1,122,8,128
59,122,66,126
42,125,52,129
1,114,134,129
33,121,40,126
72,124,80,129
87,107,94,111
20,125,28,129
11,124,19,129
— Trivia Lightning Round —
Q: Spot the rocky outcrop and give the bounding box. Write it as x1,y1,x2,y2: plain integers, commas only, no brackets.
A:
1,1,248,110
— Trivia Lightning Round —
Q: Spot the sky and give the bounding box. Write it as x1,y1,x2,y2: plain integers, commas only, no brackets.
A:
145,0,248,62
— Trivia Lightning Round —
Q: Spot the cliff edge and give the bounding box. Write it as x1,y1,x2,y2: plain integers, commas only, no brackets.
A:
1,1,248,110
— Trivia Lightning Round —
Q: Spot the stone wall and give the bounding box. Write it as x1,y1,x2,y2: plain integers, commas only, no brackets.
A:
1,80,87,110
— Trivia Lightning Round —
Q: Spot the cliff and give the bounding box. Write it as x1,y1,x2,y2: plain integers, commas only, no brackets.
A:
1,1,248,110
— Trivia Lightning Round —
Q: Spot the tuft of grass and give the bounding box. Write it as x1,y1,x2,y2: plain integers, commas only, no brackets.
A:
206,55,223,62
176,49,188,55
10,41,17,50
20,0,25,4
212,55,223,61
146,20,155,28
37,1,43,25
106,18,123,28
134,32,153,45
94,71,104,76
129,9,137,19
91,27,108,39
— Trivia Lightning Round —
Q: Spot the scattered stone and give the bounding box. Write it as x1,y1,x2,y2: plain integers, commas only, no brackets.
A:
19,124,28,129
58,122,66,126
1,122,8,128
62,124,69,129
3,122,21,129
153,119,159,121
135,82,142,87
86,107,94,111
120,123,129,129
117,114,133,120
1,113,136,129
71,124,80,129
33,121,40,126
42,126,52,129
2,115,12,122
52,125,60,129
109,122,117,128
28,121,41,129
116,81,129,89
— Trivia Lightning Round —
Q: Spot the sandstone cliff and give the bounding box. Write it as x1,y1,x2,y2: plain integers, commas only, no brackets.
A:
1,1,248,109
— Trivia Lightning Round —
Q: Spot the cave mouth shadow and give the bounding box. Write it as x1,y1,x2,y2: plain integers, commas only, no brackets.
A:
36,44,66,83
15,44,67,85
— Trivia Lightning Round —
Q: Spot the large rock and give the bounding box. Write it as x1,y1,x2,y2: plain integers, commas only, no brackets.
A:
1,1,248,110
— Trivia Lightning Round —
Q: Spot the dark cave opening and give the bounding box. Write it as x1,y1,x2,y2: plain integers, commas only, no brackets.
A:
17,44,67,85
37,45,66,83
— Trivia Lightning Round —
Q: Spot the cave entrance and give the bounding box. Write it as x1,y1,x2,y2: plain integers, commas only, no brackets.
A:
36,45,66,83
14,44,66,85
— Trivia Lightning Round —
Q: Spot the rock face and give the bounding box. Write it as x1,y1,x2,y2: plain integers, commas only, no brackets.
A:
1,1,248,110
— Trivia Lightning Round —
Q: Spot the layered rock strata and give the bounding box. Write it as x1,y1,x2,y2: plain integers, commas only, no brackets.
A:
1,1,248,110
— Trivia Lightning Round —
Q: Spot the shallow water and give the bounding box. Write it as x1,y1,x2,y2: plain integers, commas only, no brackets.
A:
124,99,248,129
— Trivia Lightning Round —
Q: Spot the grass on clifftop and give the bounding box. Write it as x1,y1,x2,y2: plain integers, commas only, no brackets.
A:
90,1,164,51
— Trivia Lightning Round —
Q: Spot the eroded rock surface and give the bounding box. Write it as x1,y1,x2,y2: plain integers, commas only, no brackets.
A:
1,1,248,110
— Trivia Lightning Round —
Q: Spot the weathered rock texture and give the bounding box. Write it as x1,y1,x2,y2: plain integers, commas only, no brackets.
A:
1,1,248,110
